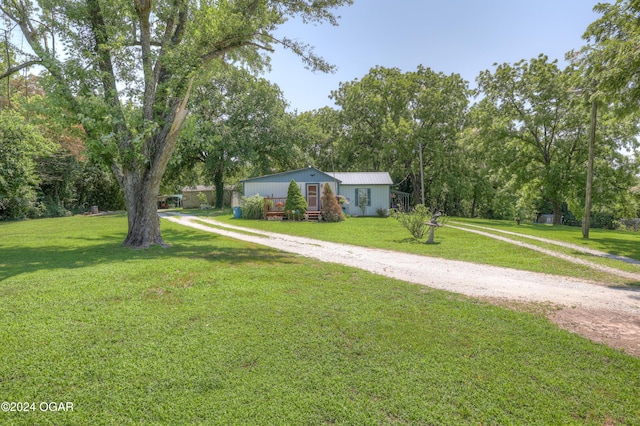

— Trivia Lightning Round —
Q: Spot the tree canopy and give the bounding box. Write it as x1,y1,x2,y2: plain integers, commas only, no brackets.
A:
172,65,299,207
0,0,352,247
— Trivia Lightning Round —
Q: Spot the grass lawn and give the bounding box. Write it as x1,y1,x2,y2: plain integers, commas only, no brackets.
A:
202,209,640,286
1,214,640,425
451,217,640,259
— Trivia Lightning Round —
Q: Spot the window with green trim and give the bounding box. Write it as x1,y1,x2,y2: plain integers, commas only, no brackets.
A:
356,188,371,207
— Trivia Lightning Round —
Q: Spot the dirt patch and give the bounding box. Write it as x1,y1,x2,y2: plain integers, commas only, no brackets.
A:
481,297,640,357
550,307,640,357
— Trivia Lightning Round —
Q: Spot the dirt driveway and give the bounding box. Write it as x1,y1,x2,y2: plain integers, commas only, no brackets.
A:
161,213,640,357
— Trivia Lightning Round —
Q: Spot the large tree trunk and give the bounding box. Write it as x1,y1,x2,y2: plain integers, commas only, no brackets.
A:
470,192,477,217
118,83,193,249
122,171,164,248
552,202,563,226
213,167,224,209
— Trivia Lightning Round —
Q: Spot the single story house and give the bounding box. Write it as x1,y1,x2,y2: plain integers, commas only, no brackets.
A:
240,166,398,216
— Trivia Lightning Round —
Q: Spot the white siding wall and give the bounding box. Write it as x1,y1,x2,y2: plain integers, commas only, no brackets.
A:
338,185,390,216
243,182,290,199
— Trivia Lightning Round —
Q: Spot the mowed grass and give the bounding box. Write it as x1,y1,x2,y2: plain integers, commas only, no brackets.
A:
451,217,640,259
207,210,640,285
1,215,640,425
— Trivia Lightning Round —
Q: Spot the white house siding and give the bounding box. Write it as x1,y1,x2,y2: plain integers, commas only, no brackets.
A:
338,184,390,216
243,182,290,199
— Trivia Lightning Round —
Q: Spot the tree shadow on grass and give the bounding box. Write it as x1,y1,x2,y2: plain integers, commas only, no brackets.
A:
392,237,441,246
0,225,297,282
590,237,640,262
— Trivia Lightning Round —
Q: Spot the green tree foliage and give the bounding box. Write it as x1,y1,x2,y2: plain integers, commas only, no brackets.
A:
476,56,592,225
284,179,307,220
296,107,342,171
476,55,640,224
8,76,125,215
0,0,353,247
320,183,344,222
330,66,470,213
575,0,640,221
581,0,640,113
171,65,300,208
0,109,54,219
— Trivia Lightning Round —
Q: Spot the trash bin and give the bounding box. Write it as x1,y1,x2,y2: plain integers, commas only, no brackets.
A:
233,206,242,219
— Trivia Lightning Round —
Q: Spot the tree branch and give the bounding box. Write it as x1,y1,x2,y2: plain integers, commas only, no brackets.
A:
0,59,41,80
201,37,274,63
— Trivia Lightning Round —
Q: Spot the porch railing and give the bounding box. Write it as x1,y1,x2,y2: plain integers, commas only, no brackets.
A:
264,197,287,217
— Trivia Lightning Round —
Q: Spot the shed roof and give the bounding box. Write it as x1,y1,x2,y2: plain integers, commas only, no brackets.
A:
182,185,214,192
327,172,393,185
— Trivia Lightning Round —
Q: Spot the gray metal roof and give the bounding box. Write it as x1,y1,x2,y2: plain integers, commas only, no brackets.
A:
327,172,393,185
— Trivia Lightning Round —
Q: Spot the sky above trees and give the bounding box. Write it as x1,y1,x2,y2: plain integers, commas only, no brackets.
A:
264,0,600,112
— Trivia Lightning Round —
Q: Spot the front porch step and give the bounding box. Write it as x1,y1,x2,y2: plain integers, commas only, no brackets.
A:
305,211,321,221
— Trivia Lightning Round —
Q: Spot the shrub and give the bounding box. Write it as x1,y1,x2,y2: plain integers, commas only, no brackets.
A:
392,204,431,239
284,179,307,220
376,207,388,217
241,194,265,219
320,183,344,222
619,218,640,232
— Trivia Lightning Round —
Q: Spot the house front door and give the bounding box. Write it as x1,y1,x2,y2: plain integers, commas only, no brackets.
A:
307,183,319,211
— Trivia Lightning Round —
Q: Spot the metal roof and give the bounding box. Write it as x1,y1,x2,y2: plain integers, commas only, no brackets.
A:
240,167,339,183
327,172,393,185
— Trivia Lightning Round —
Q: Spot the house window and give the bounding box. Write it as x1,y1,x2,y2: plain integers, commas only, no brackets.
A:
356,188,371,207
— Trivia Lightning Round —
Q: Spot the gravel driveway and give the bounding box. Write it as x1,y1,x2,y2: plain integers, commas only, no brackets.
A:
161,213,640,356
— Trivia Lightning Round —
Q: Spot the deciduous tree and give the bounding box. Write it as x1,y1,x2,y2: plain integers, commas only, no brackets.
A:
174,65,298,208
0,109,54,219
0,0,352,247
476,56,588,225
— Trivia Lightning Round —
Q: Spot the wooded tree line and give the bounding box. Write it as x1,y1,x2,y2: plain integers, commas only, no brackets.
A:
2,1,640,246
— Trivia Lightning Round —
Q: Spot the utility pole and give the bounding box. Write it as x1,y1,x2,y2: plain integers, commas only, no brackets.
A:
582,99,597,239
418,141,425,205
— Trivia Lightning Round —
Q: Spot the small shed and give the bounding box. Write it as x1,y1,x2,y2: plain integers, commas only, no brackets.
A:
241,167,395,216
182,186,214,209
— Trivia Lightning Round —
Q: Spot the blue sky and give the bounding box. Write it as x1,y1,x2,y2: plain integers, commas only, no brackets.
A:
264,0,601,112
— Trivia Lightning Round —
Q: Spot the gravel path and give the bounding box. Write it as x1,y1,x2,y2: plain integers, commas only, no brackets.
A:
448,223,640,281
161,213,640,315
450,221,640,264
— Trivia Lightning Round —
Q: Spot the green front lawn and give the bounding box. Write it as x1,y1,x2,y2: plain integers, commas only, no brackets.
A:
1,215,639,424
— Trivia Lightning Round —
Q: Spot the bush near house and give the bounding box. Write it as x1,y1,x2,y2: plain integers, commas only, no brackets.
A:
241,194,265,219
392,204,432,239
320,183,344,222
284,179,307,220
